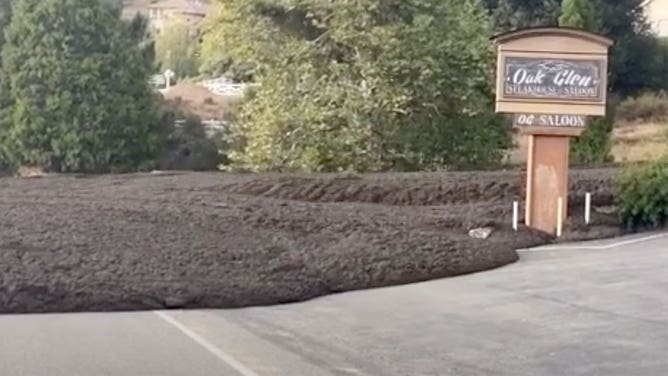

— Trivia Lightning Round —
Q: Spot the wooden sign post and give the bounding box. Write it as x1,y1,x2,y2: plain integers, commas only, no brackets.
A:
493,28,613,235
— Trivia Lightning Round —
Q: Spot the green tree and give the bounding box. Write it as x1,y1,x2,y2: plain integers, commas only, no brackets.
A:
216,0,509,172
199,3,254,81
127,12,158,73
0,0,166,172
0,0,13,166
0,0,12,49
600,0,664,95
487,0,560,32
155,17,199,79
558,0,600,31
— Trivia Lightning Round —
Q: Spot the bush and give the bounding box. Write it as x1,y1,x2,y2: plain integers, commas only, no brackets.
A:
158,105,221,171
219,0,506,172
570,115,614,166
617,92,668,123
615,156,668,230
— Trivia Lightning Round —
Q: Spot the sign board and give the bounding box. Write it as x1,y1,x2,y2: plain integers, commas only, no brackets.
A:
492,27,613,236
493,28,613,117
503,58,604,101
513,113,587,128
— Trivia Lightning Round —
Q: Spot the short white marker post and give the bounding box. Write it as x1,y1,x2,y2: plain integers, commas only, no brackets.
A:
557,197,563,238
512,201,519,231
585,192,591,225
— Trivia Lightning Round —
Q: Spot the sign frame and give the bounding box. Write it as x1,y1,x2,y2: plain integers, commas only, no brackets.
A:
493,28,613,117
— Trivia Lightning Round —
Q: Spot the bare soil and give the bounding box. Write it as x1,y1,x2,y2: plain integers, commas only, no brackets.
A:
0,169,620,314
217,168,616,207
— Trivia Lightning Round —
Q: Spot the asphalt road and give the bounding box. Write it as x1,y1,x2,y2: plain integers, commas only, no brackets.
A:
1,233,667,376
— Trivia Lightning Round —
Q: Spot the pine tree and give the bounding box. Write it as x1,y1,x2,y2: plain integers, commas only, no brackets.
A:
0,0,12,49
490,0,560,32
127,12,158,73
558,0,600,31
0,0,166,172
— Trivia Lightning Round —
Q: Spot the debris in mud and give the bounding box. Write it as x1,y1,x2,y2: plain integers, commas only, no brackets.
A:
468,227,494,239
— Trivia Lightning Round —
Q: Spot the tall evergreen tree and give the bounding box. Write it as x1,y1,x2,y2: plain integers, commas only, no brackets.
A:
558,0,600,31
0,0,12,49
599,0,665,95
488,0,560,32
0,0,166,172
127,12,158,73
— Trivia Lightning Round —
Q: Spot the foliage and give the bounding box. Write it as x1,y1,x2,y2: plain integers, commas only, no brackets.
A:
0,0,12,50
485,0,560,32
155,17,200,79
214,0,509,172
558,0,600,31
656,38,668,92
615,156,668,229
0,0,166,173
127,12,158,73
570,116,613,166
617,92,668,123
158,104,221,171
599,0,665,96
199,3,255,81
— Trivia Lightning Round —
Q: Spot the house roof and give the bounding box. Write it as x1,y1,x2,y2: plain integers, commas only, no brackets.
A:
147,0,211,16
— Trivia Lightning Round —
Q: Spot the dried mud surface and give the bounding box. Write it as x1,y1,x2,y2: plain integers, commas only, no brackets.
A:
0,169,618,314
217,168,616,206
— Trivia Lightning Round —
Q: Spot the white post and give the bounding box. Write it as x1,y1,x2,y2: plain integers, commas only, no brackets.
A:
585,193,591,225
557,197,563,238
512,201,519,231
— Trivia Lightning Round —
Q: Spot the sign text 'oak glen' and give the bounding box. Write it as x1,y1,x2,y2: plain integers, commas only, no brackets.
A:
503,58,603,100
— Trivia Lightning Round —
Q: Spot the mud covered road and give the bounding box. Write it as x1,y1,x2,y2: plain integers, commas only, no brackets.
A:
0,169,618,313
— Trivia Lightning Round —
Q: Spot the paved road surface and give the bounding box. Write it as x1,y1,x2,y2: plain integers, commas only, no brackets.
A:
1,233,667,376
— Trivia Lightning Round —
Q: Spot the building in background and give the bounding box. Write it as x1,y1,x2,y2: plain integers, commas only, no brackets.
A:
123,0,211,35
643,0,668,37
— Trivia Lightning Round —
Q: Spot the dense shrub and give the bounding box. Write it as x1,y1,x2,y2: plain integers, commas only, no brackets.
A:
158,104,221,171
615,156,668,229
210,0,509,172
570,99,618,166
570,117,613,166
616,92,668,123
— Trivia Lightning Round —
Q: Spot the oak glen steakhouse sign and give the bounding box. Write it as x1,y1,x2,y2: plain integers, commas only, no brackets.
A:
503,58,602,100
492,28,613,236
